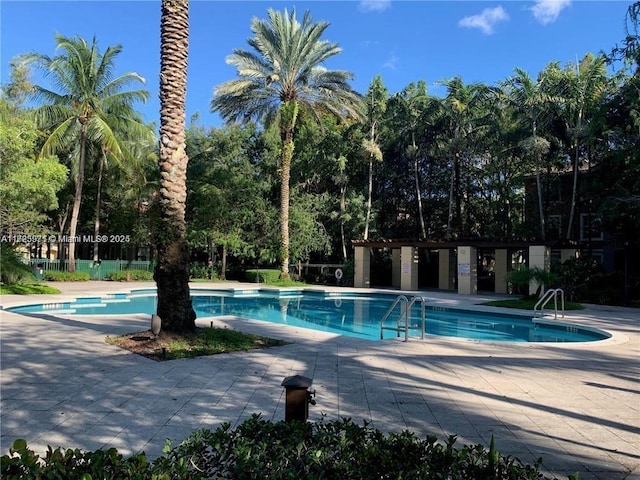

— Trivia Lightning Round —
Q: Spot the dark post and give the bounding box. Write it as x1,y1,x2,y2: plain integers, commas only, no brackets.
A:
281,375,315,422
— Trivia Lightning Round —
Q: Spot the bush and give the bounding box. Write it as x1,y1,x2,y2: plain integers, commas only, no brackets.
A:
43,271,90,282
0,246,34,284
2,418,561,479
1,439,151,480
156,416,549,480
506,266,558,298
245,268,281,283
106,269,153,281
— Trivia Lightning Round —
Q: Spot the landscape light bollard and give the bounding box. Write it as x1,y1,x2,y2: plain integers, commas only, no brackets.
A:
151,314,161,337
281,375,315,422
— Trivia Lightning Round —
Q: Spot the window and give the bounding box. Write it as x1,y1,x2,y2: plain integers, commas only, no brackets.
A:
580,214,603,241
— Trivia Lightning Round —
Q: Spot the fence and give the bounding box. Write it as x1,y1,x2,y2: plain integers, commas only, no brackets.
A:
29,259,153,280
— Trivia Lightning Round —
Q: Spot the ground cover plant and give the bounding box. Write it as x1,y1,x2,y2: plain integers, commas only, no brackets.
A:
106,326,287,360
2,416,577,479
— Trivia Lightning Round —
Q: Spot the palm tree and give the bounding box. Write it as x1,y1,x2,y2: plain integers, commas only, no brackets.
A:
503,67,555,239
362,76,387,240
211,8,363,278
558,54,609,239
389,81,431,239
156,0,196,332
440,77,494,239
91,113,155,262
25,34,148,271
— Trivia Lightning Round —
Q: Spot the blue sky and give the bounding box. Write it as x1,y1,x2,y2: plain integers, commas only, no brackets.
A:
1,1,633,127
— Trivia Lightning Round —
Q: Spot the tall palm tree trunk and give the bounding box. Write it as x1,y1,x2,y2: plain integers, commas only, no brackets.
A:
566,110,583,240
155,0,196,332
67,127,87,273
364,154,373,240
340,185,347,261
446,162,455,240
412,133,426,239
279,129,293,278
93,151,106,263
532,123,546,239
278,100,298,280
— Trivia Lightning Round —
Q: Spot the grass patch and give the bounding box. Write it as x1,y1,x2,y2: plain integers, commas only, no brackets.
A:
106,326,288,361
0,283,61,295
482,298,584,310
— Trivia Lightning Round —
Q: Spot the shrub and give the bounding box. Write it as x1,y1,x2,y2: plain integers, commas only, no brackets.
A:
43,271,90,282
506,266,558,298
2,418,562,479
106,269,153,281
245,268,281,283
1,439,151,480
154,416,550,479
0,246,35,284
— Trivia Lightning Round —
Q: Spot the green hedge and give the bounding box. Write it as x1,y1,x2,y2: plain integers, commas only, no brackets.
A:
106,269,153,281
42,271,90,282
2,417,568,479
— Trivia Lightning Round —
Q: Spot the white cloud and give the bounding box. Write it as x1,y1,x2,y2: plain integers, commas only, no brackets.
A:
360,40,381,49
383,53,398,70
531,0,571,25
458,6,509,35
358,0,391,13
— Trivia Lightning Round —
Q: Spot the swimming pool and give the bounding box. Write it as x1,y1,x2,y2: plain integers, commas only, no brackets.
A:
8,288,610,343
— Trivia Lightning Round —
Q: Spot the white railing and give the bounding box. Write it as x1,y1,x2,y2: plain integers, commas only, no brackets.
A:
533,288,565,319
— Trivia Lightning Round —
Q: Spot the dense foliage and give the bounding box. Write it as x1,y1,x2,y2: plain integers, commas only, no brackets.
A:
2,417,566,480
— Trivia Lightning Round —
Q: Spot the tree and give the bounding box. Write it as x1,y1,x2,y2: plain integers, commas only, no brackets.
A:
23,34,148,271
503,67,555,239
387,81,431,239
439,77,494,238
550,54,609,239
362,76,388,240
89,113,155,262
0,97,67,237
211,8,363,278
186,123,277,279
155,0,196,332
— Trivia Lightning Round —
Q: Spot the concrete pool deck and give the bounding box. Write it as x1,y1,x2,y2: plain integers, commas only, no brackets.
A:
0,281,638,479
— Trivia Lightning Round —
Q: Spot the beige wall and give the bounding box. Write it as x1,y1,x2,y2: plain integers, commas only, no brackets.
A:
457,246,477,295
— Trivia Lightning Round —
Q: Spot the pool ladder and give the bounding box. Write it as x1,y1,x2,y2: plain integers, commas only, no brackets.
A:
380,295,427,341
533,288,565,320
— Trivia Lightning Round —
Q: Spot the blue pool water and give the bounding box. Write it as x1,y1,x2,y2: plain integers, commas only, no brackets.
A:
8,288,610,343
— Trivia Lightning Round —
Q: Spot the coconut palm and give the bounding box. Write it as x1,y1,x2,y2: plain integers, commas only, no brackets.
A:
156,0,196,332
24,34,148,271
90,112,155,262
211,8,363,278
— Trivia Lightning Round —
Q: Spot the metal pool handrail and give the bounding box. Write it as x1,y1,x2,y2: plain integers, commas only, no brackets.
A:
533,288,565,319
380,295,427,341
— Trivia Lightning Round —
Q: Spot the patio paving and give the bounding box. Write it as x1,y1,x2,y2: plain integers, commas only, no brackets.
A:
1,281,638,479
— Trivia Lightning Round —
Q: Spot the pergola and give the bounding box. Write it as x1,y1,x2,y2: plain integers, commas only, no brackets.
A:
352,238,579,295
